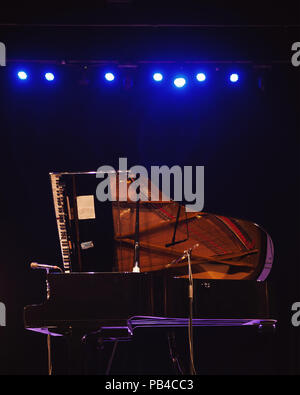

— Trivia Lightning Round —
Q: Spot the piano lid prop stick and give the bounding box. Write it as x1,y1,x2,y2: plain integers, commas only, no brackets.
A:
133,199,141,272
165,204,189,248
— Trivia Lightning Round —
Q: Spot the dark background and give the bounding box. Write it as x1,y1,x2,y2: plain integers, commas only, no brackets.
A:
0,1,299,374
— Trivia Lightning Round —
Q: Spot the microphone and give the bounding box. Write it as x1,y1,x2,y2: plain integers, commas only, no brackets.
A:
166,243,199,267
30,262,63,272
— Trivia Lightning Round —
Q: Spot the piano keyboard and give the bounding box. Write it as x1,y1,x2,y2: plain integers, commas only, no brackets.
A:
50,173,71,273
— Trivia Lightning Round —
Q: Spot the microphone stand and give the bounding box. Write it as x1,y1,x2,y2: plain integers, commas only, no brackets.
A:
30,263,63,375
44,267,52,375
185,248,196,375
164,244,197,375
45,268,51,300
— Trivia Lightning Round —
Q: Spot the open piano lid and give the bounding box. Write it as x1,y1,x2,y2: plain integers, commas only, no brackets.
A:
111,174,274,281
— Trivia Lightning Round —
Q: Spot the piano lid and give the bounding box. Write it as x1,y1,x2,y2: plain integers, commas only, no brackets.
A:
111,174,274,280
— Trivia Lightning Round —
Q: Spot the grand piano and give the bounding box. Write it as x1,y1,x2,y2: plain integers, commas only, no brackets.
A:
24,171,276,374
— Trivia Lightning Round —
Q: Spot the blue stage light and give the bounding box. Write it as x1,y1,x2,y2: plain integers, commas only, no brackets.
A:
45,72,55,81
229,73,239,83
153,72,163,82
17,71,28,80
105,72,115,82
196,73,206,82
173,77,186,88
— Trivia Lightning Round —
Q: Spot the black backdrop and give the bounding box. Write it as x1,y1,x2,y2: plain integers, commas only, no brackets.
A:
0,3,299,374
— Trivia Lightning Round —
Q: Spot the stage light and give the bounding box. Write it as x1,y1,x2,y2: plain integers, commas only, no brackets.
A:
173,77,186,88
45,72,55,81
105,72,115,82
153,72,163,82
229,73,239,83
196,73,206,82
17,71,28,80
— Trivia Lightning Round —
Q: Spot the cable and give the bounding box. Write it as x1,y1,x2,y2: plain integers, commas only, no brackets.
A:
167,331,184,375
